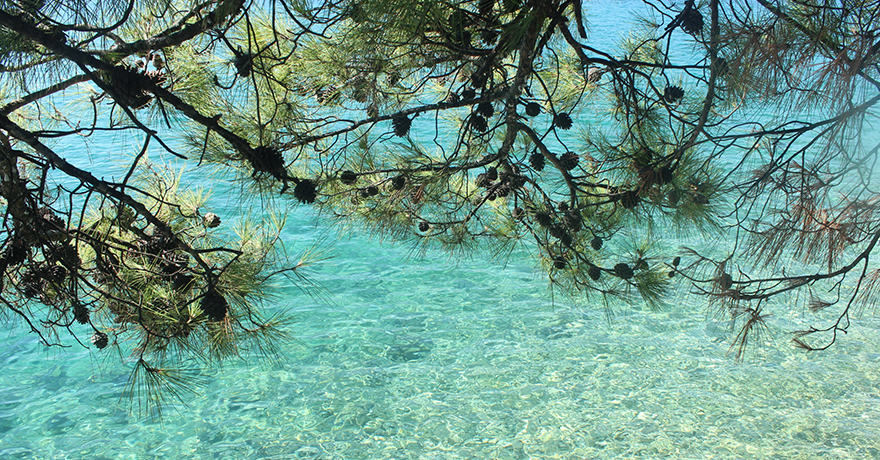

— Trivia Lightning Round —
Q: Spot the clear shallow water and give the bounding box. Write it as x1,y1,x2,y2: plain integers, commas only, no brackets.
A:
4,2,880,459
2,210,880,459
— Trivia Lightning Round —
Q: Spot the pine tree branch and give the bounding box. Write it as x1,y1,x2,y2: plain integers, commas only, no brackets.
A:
0,73,91,115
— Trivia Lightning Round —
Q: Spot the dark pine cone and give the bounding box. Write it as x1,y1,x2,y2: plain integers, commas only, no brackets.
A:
679,6,704,35
548,224,568,240
590,237,603,250
38,207,65,230
486,167,498,181
461,88,476,100
201,288,229,322
563,210,582,232
663,85,684,104
588,265,601,281
534,211,553,228
2,238,29,266
160,250,189,275
20,266,44,298
143,235,174,256
391,175,407,190
553,257,567,270
614,262,634,280
392,114,412,137
476,173,492,188
621,190,640,209
44,264,67,284
249,146,286,181
418,221,430,232
657,165,674,185
471,114,488,132
91,331,109,349
553,112,573,130
294,179,318,204
506,174,527,189
512,207,525,219
477,102,494,118
173,273,194,291
559,152,579,170
45,243,79,269
529,153,545,171
480,29,499,45
525,102,541,117
234,53,253,78
360,185,379,197
340,170,358,185
72,301,89,325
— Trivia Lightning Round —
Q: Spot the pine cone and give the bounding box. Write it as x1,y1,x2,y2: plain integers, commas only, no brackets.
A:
72,301,89,325
476,173,492,188
588,265,601,281
418,221,430,232
534,211,553,228
38,207,65,230
45,243,79,269
663,85,684,103
563,210,582,232
248,146,286,180
559,152,579,170
548,224,567,240
621,190,640,209
44,264,67,284
657,165,674,185
234,53,253,77
553,257,567,270
477,102,494,118
486,167,498,181
719,273,733,290
294,179,318,204
91,331,109,349
590,237,603,251
479,0,494,17
392,114,411,137
160,250,189,275
525,102,541,117
391,175,407,190
2,238,29,266
471,114,488,132
529,153,545,171
20,266,44,298
613,263,634,280
340,170,358,185
203,212,222,228
201,288,229,322
679,7,703,35
553,112,573,130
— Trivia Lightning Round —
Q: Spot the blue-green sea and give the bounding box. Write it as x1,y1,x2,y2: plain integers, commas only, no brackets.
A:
3,204,880,459
3,2,880,459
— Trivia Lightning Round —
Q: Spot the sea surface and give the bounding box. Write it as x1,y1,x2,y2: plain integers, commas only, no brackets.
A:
3,2,880,459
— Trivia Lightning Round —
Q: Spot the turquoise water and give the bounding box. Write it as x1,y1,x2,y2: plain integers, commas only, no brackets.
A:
2,208,880,459
3,2,880,459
